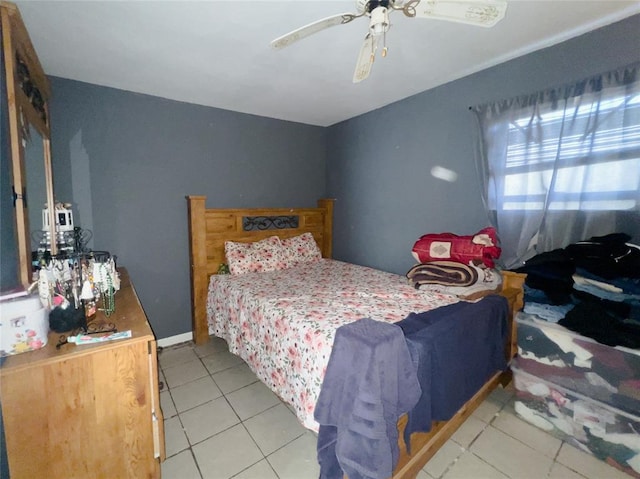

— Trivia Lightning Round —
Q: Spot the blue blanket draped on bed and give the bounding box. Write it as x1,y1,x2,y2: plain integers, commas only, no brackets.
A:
314,318,421,479
315,295,509,478
396,294,509,447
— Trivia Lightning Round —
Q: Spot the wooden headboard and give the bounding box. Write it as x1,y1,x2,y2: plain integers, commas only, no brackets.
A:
186,196,335,344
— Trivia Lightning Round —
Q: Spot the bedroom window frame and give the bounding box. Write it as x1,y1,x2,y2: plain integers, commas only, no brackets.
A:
494,90,640,212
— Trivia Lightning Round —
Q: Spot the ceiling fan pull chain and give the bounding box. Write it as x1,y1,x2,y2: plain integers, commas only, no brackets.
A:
370,35,376,63
382,31,388,57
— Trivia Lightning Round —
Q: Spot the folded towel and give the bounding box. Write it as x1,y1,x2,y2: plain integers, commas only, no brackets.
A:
406,261,478,288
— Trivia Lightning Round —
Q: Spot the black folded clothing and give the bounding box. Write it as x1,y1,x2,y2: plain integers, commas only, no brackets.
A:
515,250,575,304
566,233,640,279
559,301,640,349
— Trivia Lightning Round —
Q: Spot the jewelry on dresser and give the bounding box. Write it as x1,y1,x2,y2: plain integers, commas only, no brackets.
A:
38,267,52,309
100,271,115,316
36,252,119,319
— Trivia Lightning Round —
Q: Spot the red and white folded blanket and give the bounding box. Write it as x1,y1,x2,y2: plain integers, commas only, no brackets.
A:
411,227,502,268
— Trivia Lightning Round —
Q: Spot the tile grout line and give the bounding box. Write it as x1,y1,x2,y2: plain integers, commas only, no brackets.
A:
162,350,304,479
188,446,206,479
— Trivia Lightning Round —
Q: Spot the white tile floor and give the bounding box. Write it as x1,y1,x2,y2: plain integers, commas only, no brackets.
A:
158,339,632,479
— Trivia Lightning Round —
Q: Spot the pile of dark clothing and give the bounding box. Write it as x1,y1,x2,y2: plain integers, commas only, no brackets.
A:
515,233,640,349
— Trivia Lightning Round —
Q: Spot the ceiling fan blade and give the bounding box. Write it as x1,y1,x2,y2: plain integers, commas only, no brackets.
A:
270,13,358,49
353,34,378,83
412,0,507,28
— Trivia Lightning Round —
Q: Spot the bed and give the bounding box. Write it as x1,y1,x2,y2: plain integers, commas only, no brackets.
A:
186,195,525,479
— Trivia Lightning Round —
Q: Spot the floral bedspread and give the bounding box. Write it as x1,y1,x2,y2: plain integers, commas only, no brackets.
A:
206,259,459,431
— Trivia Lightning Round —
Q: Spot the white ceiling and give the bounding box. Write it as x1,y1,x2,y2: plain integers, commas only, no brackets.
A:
14,0,640,127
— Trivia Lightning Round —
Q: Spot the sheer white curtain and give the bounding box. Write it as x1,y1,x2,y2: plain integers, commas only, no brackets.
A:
471,62,640,269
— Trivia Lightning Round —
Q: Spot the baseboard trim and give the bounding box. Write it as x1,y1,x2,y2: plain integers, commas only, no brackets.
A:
157,332,193,348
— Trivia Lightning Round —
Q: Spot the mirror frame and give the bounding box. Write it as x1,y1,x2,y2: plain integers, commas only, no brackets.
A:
1,1,55,288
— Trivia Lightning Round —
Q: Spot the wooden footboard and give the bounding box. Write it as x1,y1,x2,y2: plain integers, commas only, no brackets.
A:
185,195,526,479
392,271,525,478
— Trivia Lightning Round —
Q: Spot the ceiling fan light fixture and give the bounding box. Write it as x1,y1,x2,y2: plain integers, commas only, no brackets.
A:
369,6,390,36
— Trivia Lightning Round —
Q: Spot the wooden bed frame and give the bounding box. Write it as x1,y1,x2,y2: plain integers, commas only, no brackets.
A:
186,195,525,479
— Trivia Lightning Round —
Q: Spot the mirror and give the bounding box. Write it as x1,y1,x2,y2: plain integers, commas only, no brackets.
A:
0,53,20,291
0,125,49,292
24,125,47,254
0,2,55,292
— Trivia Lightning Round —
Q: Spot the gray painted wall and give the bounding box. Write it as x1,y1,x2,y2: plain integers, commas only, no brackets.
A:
327,14,640,276
48,80,327,338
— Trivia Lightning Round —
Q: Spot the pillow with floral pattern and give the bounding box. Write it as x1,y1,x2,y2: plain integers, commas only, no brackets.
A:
224,236,288,275
281,232,322,267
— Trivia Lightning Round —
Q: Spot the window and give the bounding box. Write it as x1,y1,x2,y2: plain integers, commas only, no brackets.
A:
472,62,640,268
493,88,640,211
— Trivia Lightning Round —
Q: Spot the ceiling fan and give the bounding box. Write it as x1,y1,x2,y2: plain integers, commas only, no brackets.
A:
270,0,508,83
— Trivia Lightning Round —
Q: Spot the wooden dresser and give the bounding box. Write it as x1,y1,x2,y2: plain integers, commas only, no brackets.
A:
0,269,165,478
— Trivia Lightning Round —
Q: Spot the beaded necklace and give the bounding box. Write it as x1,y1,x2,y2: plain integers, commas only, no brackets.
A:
99,268,115,316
